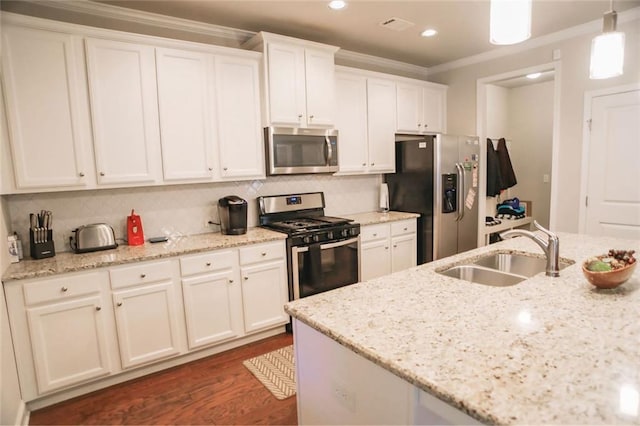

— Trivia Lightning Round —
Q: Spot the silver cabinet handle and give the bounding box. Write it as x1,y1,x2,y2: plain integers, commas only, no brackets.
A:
95,306,102,311
117,302,123,307
61,286,68,292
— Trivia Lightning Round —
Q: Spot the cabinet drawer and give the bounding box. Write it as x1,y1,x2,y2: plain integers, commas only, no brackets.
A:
391,219,416,236
360,224,390,242
180,250,236,276
239,242,284,265
23,272,103,306
110,260,174,289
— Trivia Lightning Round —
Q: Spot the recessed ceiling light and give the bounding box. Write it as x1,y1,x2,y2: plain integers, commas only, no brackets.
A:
526,72,542,79
421,29,438,37
328,1,346,10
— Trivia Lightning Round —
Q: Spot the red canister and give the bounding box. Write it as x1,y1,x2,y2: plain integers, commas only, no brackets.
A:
127,209,145,246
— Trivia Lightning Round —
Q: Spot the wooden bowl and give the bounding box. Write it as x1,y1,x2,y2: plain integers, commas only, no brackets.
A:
582,261,637,289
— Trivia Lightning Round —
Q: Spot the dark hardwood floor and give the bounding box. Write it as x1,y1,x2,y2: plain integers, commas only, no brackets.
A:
30,333,296,425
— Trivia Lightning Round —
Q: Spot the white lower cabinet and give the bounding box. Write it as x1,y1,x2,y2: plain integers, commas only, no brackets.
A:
180,250,244,350
360,219,417,281
239,241,289,333
110,260,185,369
4,270,117,400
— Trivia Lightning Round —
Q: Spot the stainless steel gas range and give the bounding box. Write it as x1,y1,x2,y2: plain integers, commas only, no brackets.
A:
258,192,360,301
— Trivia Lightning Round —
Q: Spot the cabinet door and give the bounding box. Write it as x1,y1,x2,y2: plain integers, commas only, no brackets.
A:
27,295,112,393
367,78,396,173
360,239,391,281
266,43,306,126
182,270,243,350
85,38,161,185
156,47,215,181
396,83,423,134
112,281,181,368
215,55,264,179
391,233,417,273
304,48,335,127
1,26,89,188
335,72,369,173
240,260,288,333
423,86,446,133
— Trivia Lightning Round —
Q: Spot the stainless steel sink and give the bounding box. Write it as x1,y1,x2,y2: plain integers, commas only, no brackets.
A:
473,252,572,277
439,265,525,286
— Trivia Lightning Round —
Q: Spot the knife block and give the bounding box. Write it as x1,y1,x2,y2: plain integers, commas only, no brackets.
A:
30,229,55,259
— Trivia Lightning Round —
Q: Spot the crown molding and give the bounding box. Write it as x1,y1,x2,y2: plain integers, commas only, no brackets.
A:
428,6,640,76
19,0,256,43
336,49,429,79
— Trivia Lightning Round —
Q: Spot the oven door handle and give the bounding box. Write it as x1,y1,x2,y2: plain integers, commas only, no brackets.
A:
295,237,359,253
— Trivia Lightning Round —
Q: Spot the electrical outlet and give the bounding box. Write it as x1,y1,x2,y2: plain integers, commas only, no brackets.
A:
543,174,550,183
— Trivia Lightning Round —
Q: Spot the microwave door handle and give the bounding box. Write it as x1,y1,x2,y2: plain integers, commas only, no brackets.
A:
325,135,333,166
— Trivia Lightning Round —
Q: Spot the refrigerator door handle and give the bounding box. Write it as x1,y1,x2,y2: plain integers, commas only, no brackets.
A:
456,163,465,222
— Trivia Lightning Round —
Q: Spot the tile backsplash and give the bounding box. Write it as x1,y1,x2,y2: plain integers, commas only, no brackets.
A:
5,174,381,254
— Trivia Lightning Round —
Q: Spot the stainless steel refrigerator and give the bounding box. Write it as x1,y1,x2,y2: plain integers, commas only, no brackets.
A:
385,134,480,263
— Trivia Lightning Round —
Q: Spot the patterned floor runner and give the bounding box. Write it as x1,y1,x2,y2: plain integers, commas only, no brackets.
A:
242,345,296,400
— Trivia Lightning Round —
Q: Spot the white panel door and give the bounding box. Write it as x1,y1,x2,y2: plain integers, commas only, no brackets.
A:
215,55,264,179
423,86,446,133
27,295,112,393
585,89,640,239
156,47,215,181
335,72,369,173
240,260,288,333
360,239,391,281
112,281,181,368
182,270,243,350
85,38,161,185
304,48,335,127
367,78,396,173
1,26,89,188
266,43,306,126
391,233,417,273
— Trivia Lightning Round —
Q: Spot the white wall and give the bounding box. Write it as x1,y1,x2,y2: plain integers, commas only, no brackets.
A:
429,16,640,233
6,174,381,255
507,80,554,228
486,85,509,139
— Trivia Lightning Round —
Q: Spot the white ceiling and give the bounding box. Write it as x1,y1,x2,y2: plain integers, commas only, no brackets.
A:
96,0,640,68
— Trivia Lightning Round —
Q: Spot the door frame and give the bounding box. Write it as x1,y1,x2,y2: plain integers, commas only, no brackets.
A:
578,82,640,233
476,60,561,245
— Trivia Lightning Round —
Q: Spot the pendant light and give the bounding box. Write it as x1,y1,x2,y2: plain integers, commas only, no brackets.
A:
589,1,625,79
490,0,532,45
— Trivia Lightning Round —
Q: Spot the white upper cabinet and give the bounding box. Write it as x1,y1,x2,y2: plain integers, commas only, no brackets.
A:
396,81,447,134
1,26,91,189
85,38,162,185
245,32,338,128
156,47,216,181
214,55,265,179
335,69,396,174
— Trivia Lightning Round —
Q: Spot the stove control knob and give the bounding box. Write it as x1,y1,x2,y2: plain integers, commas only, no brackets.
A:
327,231,334,240
303,236,311,244
351,228,359,236
313,234,320,242
341,229,349,237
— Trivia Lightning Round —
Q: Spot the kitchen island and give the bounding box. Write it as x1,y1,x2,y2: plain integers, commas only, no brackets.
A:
285,232,640,425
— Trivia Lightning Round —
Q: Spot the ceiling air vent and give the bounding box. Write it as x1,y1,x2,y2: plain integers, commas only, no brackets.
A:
379,17,415,32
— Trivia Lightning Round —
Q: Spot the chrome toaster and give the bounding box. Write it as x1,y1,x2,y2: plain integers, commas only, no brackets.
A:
70,223,118,253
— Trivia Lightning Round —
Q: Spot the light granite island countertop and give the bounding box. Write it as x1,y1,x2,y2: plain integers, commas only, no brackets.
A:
285,232,640,425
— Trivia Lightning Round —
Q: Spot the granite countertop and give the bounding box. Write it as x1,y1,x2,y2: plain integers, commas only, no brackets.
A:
285,232,640,425
344,211,420,226
2,227,286,282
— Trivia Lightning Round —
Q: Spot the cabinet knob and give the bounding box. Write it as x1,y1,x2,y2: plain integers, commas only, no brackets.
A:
309,115,314,120
261,252,267,256
79,172,85,177
95,306,102,311
223,167,228,171
385,246,389,250
393,244,398,248
61,286,68,292
362,163,366,166
244,276,248,280
418,123,421,127
424,124,428,128
298,114,303,119
140,274,146,278
229,279,234,284
206,262,211,267
404,227,408,231
371,163,375,166
208,167,213,171
100,172,105,176
373,233,377,237
117,302,123,307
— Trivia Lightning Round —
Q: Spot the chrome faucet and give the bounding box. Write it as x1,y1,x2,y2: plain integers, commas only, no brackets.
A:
500,221,560,277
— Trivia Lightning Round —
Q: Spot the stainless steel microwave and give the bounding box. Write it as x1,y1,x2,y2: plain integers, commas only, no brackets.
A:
264,127,338,175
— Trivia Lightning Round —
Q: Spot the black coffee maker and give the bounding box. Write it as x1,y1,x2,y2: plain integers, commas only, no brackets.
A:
218,196,248,235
